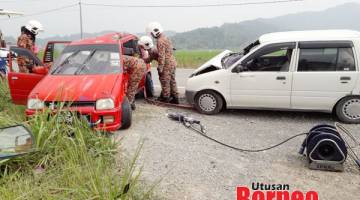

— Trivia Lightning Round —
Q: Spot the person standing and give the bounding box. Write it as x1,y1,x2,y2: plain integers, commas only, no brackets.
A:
146,22,179,104
123,55,147,110
17,20,43,73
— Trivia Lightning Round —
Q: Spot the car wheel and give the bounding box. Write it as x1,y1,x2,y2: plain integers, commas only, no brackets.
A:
335,96,360,124
145,73,154,98
194,90,223,115
120,97,132,129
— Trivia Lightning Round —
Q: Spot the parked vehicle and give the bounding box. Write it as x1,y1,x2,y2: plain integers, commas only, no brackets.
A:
0,48,9,78
7,33,154,131
186,30,360,123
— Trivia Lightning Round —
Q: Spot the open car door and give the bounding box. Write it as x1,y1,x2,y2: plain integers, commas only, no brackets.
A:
7,47,46,105
7,41,70,105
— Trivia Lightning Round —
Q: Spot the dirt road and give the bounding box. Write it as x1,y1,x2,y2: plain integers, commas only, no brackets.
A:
116,101,360,200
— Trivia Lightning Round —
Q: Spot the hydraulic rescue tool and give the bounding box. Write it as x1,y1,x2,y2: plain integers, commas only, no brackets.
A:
167,112,360,172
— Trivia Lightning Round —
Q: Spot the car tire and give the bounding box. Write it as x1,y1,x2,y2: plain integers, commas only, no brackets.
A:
194,90,223,115
335,96,360,124
120,97,132,129
145,73,154,98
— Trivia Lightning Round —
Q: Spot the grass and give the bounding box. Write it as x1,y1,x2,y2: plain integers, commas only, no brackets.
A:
174,50,222,68
0,80,156,199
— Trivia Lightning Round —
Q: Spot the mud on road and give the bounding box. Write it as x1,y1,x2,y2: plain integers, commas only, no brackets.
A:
116,101,360,200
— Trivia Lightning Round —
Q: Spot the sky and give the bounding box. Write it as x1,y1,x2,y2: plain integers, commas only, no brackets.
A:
1,0,360,38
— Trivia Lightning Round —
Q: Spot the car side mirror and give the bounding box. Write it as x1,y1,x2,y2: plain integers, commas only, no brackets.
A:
0,125,35,160
232,64,246,73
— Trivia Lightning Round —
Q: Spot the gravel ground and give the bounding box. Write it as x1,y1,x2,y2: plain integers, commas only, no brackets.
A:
115,101,360,200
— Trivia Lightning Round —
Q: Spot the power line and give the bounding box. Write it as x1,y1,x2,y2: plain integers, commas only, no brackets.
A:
83,0,304,8
0,3,78,21
0,0,304,21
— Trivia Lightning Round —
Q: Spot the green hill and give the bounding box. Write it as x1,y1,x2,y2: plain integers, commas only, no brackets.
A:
170,2,360,50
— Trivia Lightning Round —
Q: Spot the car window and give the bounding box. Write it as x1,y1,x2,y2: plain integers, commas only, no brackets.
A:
43,42,68,63
123,39,140,56
10,58,19,73
78,51,121,75
12,54,36,73
51,44,122,75
52,51,91,75
9,47,43,73
243,47,293,72
298,47,355,72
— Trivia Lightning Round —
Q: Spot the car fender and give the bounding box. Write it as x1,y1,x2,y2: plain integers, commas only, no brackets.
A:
186,69,231,106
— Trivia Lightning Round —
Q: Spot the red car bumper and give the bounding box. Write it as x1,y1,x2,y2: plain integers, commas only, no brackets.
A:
26,106,122,132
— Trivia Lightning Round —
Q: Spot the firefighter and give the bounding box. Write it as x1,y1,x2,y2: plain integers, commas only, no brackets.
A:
146,22,179,104
123,55,146,110
138,35,158,63
17,20,43,73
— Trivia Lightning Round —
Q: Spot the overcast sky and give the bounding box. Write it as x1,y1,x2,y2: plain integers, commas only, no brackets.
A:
1,0,360,38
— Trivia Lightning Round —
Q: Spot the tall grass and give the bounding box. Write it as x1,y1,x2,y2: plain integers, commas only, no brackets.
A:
175,50,222,68
0,80,155,199
0,79,25,123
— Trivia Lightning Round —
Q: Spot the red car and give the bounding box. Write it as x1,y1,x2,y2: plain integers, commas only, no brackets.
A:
7,33,154,131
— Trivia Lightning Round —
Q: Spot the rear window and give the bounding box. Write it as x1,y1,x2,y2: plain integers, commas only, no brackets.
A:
51,44,121,75
298,41,356,72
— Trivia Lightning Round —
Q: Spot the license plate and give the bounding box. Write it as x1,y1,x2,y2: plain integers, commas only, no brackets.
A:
57,112,74,124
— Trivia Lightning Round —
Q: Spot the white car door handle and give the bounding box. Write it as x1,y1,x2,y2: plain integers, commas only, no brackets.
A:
11,76,18,80
340,76,351,81
276,76,286,80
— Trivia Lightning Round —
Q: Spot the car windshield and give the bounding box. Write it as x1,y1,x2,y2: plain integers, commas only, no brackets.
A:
221,40,261,68
51,44,121,75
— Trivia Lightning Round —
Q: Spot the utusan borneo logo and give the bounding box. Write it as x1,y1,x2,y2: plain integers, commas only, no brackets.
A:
237,182,319,200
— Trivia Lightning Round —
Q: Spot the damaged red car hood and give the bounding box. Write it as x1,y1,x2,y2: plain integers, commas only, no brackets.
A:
29,74,121,102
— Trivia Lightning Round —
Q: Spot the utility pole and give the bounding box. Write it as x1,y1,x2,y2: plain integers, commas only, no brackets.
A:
79,0,83,39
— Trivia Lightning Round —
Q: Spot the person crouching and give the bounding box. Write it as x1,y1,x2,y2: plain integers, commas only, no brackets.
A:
123,55,146,110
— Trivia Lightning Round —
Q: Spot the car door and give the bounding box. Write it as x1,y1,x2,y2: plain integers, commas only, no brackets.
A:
230,42,296,108
8,42,70,105
291,41,358,111
7,46,46,105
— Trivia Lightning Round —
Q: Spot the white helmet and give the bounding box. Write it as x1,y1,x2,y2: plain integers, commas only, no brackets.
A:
138,36,154,50
146,22,163,38
25,20,43,35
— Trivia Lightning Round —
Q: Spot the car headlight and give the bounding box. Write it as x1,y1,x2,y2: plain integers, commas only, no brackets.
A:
96,98,114,110
27,98,44,110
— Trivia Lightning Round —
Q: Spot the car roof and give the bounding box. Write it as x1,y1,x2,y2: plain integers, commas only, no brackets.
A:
69,32,136,46
259,30,360,44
